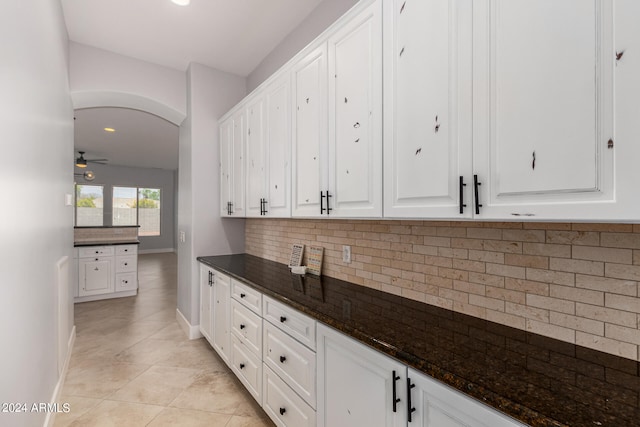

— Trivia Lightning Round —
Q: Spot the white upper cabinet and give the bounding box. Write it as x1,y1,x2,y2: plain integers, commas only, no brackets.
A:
246,94,267,217
246,77,292,218
472,0,620,220
328,0,383,217
292,44,328,217
265,76,292,217
383,0,473,218
220,109,245,217
292,0,382,218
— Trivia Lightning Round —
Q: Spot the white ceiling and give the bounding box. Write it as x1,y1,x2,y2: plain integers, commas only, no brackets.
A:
63,0,325,171
74,108,180,170
61,0,323,75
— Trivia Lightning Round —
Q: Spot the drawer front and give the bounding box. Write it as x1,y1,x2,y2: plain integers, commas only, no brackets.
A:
115,245,138,255
231,335,262,404
115,255,137,273
231,300,262,356
263,365,316,427
263,322,316,408
263,296,316,350
116,272,137,291
78,246,114,258
231,279,262,315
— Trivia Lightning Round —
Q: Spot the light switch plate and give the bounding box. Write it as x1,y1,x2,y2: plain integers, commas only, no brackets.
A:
342,245,351,264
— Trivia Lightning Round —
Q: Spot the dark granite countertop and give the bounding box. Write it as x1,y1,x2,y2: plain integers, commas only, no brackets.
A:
74,240,140,247
198,254,640,427
74,225,140,229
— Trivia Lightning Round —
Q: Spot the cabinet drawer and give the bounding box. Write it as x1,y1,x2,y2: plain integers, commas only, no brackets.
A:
263,296,316,350
115,245,138,255
78,246,114,258
115,255,137,273
231,335,262,404
263,365,316,427
115,272,137,291
231,300,262,356
231,279,262,315
263,321,316,408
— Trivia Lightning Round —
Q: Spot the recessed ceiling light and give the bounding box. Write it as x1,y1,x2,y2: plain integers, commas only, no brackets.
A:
171,0,190,5
103,127,115,133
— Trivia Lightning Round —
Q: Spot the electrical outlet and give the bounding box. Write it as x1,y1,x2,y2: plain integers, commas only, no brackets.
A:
179,231,186,243
342,245,351,263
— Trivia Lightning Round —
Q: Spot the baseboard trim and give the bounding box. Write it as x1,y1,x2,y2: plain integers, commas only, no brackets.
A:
138,248,176,254
44,325,76,427
176,308,203,340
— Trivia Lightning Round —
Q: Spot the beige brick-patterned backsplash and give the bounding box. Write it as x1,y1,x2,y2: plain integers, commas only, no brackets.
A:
245,219,640,361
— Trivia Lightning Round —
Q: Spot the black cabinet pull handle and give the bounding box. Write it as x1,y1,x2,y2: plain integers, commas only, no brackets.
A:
240,324,245,330
240,293,246,298
392,370,401,412
208,271,212,286
473,174,482,215
279,316,287,323
239,363,245,369
280,355,287,363
407,378,416,422
320,191,326,214
326,191,332,215
279,407,286,416
459,176,467,214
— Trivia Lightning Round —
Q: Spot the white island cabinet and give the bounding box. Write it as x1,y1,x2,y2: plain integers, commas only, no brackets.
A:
75,244,138,302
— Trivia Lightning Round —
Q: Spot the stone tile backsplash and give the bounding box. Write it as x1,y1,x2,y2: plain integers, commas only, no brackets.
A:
245,219,640,361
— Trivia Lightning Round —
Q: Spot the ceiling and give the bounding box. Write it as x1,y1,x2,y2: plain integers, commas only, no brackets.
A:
74,108,179,170
63,0,325,171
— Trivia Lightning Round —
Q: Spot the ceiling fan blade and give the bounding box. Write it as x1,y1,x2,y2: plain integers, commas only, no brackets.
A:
87,159,109,163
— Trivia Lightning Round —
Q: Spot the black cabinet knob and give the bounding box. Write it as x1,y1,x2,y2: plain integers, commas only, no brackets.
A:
239,363,245,369
124,263,128,266
240,324,246,330
279,316,287,323
279,355,286,363
240,293,246,298
279,407,286,416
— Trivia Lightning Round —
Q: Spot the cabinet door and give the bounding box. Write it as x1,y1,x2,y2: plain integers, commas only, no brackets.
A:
231,109,246,217
291,45,328,217
213,271,231,364
246,95,267,217
199,264,213,344
219,116,233,216
265,75,292,217
317,324,406,427
408,368,525,427
472,0,615,220
328,0,383,217
383,0,473,218
78,257,113,297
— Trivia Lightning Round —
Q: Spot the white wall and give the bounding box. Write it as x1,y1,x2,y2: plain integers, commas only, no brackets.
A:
0,0,74,425
246,0,359,91
75,163,177,252
178,63,246,327
69,42,187,124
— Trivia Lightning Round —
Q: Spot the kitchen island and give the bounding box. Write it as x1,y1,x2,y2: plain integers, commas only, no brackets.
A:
74,226,139,302
198,254,640,427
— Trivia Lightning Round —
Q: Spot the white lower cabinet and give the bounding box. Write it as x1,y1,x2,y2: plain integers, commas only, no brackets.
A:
263,365,316,427
76,244,138,301
213,273,231,364
317,323,406,427
201,266,526,427
408,368,525,427
231,334,262,403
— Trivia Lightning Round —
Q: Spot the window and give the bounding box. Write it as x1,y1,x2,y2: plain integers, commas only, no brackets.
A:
112,186,161,236
75,185,104,226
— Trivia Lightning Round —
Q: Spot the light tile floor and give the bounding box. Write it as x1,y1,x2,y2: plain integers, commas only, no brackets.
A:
55,253,274,427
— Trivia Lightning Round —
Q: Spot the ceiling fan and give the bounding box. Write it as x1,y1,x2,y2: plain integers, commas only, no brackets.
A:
75,151,108,168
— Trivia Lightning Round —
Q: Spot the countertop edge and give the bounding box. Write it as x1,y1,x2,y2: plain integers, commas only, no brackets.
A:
74,240,140,247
